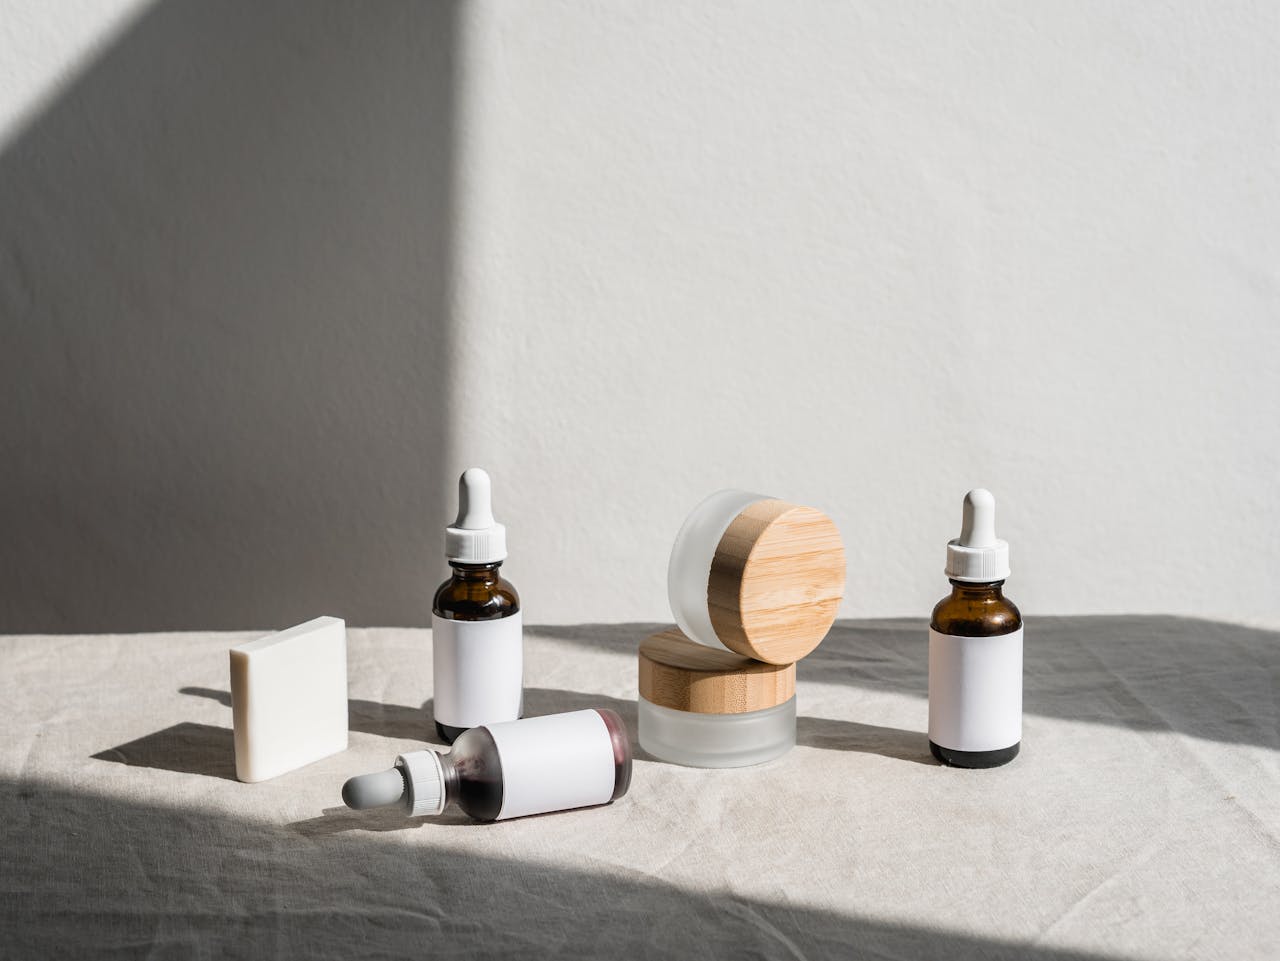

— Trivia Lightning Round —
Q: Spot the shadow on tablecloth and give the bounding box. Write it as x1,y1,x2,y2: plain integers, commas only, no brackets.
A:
529,616,1280,751
164,686,932,773
0,776,1120,961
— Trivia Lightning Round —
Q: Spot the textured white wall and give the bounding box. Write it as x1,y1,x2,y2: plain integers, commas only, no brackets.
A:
449,1,1280,627
0,0,152,147
3,1,1278,631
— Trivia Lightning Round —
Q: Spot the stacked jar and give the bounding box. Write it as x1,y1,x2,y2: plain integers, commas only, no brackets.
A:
639,490,846,768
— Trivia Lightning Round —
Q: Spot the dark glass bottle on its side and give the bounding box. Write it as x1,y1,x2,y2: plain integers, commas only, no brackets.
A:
929,579,1022,767
432,562,521,743
439,709,632,820
342,709,633,823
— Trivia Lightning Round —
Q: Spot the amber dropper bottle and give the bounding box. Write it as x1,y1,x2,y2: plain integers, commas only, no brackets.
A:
431,468,522,744
928,489,1023,768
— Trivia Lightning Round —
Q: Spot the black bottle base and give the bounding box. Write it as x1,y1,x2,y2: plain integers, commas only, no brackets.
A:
436,721,467,745
930,740,1019,768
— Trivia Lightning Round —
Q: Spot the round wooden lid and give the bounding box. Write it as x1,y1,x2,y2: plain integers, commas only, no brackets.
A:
638,628,796,714
706,499,845,664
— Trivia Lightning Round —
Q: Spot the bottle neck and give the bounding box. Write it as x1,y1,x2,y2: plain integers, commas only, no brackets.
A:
449,561,503,584
948,579,1005,599
437,753,460,810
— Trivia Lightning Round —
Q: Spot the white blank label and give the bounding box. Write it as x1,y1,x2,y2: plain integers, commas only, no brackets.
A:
432,612,523,729
928,627,1023,753
487,710,616,820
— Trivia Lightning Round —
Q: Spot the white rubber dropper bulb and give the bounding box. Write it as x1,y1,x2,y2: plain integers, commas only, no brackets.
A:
958,488,998,549
455,468,495,530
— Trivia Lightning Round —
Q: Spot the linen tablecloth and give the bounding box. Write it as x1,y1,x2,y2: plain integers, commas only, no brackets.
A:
2,616,1277,959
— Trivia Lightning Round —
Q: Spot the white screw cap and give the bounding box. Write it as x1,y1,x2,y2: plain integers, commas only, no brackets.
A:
945,488,1011,582
445,468,508,563
398,750,447,817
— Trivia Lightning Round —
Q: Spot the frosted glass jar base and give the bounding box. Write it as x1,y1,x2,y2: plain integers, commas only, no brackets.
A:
638,695,796,768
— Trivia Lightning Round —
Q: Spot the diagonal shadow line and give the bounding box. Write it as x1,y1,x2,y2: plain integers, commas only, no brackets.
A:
526,615,1280,751
1,776,1135,961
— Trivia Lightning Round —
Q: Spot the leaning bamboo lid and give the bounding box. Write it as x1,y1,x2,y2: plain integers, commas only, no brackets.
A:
671,495,843,664
638,628,796,714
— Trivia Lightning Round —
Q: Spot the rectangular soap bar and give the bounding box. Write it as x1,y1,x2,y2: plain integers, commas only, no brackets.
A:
230,616,348,783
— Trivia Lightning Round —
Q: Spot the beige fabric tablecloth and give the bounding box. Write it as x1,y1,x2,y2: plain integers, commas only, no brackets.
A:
2,616,1278,960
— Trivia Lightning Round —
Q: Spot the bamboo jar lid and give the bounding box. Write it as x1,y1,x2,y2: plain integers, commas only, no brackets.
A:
706,499,845,664
638,628,796,715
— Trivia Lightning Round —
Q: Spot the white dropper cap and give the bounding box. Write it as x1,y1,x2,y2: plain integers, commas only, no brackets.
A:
945,488,1011,582
445,468,507,564
342,751,446,817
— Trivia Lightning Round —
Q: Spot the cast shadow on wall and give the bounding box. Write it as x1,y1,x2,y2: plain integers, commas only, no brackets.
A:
0,1,459,632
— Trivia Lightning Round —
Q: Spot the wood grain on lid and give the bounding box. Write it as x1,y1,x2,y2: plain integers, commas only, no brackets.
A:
638,627,795,714
706,500,845,665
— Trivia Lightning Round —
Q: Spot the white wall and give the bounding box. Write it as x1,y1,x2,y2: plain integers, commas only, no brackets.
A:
450,1,1280,627
3,1,1278,631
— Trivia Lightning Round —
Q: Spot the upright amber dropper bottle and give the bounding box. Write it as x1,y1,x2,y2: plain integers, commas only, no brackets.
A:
431,468,522,744
928,489,1022,768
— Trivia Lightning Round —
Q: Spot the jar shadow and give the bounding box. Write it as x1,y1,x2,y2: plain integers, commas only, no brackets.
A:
520,689,934,766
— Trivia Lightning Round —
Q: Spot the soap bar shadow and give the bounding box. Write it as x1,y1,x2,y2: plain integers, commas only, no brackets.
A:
92,722,238,780
181,686,431,741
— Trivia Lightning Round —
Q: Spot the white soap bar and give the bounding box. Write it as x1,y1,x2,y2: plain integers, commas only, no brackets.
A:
230,616,348,783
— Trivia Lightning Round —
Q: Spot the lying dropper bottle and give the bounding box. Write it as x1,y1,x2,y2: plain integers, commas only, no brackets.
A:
342,709,632,823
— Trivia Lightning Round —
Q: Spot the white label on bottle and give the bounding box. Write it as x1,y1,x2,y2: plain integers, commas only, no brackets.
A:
431,612,523,729
486,710,616,821
928,627,1023,753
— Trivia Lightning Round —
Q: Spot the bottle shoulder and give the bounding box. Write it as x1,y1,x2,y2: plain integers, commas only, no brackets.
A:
448,726,504,822
432,573,520,620
930,590,1022,637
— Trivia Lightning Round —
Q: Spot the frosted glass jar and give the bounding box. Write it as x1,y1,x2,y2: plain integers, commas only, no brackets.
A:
638,628,797,768
638,695,796,769
667,490,846,665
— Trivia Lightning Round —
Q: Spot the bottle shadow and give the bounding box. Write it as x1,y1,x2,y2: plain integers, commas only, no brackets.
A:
795,716,935,765
289,804,477,836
